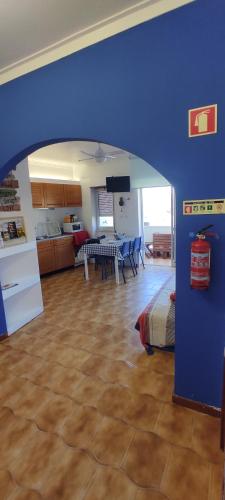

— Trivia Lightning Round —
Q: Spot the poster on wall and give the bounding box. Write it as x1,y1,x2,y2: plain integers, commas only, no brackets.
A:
188,104,217,137
0,217,26,247
0,171,21,211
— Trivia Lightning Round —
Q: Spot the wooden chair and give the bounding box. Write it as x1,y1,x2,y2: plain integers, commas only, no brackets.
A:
153,233,171,258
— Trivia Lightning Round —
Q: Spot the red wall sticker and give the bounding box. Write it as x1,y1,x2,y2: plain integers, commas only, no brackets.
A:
188,104,217,137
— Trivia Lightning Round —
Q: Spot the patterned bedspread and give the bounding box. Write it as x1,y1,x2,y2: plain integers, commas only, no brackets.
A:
135,274,175,349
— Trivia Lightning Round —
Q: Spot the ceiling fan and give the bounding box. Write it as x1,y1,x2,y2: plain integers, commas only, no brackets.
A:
78,143,135,163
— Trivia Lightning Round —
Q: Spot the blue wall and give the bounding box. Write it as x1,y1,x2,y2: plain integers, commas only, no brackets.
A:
0,0,225,407
0,291,7,336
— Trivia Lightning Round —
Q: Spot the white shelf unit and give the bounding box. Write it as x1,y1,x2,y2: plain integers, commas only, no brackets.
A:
2,275,40,301
0,160,44,336
0,241,43,335
0,240,36,259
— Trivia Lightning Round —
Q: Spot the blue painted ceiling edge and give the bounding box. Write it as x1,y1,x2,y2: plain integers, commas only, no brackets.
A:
0,0,225,407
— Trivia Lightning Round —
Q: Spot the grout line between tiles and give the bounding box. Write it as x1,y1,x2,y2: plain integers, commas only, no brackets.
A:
80,469,98,500
159,444,173,494
120,428,136,469
207,462,214,500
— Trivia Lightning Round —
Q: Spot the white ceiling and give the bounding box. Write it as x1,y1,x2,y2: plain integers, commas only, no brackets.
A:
0,0,149,70
28,141,169,187
29,141,132,165
0,0,194,83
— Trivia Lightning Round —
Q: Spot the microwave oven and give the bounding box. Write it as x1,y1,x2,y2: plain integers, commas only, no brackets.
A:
63,222,84,233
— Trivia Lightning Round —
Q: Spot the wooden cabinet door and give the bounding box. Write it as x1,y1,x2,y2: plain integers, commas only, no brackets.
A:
31,182,45,208
44,183,65,207
37,240,56,275
54,237,74,270
64,184,82,207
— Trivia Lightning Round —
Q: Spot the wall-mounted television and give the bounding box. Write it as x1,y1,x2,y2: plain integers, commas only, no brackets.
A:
106,176,130,193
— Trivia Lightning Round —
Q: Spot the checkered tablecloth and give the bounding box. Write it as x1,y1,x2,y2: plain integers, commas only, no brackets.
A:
78,240,124,259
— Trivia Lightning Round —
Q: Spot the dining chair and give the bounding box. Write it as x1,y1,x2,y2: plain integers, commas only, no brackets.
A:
84,237,112,280
84,238,100,244
132,236,145,272
118,240,136,283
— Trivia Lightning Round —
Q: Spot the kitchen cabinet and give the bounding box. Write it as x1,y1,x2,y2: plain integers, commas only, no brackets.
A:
37,236,74,275
31,182,82,208
64,184,82,207
54,237,75,270
31,182,45,208
43,183,65,208
37,240,56,275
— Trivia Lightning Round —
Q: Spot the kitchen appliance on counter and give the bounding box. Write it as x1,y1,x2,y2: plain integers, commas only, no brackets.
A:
63,214,78,223
63,222,84,233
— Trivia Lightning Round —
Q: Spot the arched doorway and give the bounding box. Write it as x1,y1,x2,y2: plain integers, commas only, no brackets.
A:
0,0,224,411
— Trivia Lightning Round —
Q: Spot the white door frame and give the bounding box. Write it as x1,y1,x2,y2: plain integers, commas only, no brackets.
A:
140,185,176,266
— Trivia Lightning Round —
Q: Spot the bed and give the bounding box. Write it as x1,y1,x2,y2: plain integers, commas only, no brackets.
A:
135,274,175,354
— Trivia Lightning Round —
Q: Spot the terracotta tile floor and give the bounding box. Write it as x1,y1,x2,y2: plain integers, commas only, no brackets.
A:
0,264,223,499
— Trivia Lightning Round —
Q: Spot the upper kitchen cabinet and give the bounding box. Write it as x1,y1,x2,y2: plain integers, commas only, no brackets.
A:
64,184,82,207
31,182,82,208
43,183,64,208
31,182,45,208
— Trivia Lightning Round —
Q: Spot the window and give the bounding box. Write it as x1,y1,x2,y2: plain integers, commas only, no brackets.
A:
96,187,114,229
142,186,171,226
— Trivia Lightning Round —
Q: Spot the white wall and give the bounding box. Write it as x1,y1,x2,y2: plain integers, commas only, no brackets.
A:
144,225,171,243
114,190,142,237
7,159,36,242
75,159,142,237
28,158,78,181
33,207,82,234
130,159,169,189
75,159,127,235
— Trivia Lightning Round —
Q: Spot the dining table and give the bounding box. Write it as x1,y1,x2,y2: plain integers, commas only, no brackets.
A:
78,238,133,284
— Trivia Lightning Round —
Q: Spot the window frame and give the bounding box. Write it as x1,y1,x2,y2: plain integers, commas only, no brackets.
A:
95,186,114,231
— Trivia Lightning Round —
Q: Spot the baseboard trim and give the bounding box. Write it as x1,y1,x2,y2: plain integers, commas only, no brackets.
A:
173,392,221,418
0,333,8,341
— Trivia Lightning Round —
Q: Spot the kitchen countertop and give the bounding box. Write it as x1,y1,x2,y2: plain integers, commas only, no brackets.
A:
36,234,72,242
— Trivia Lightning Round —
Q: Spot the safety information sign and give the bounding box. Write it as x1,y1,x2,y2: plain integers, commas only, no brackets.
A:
188,104,217,137
183,199,225,215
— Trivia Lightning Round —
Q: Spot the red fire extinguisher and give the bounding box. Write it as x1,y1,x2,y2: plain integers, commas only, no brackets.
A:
190,225,215,290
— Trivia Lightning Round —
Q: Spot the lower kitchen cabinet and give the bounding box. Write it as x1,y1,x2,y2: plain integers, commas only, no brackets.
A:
54,237,75,270
37,237,74,276
37,240,56,275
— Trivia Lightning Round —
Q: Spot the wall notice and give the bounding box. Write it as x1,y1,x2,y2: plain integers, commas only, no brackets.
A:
183,199,225,215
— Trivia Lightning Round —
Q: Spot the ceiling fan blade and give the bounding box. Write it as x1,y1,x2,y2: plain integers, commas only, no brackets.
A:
80,150,95,157
106,150,125,156
111,156,129,160
78,158,95,162
105,155,120,159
